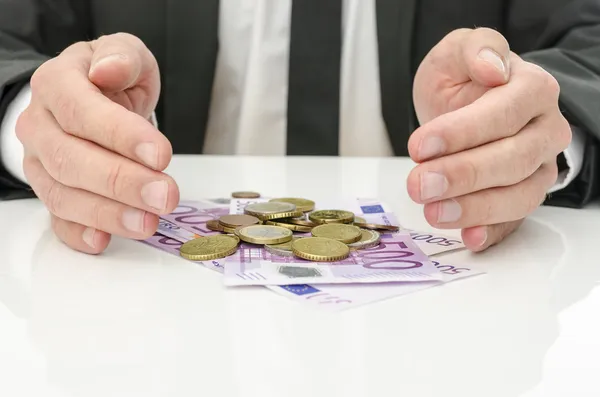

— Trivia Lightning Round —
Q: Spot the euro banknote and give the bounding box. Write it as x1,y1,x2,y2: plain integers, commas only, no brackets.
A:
141,231,482,311
223,232,443,286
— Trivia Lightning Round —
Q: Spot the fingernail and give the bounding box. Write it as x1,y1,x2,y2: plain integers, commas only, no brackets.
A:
420,172,448,200
90,53,128,75
82,227,96,248
478,48,507,78
141,180,168,211
135,142,158,169
479,228,488,247
418,137,445,160
437,199,462,223
122,208,146,233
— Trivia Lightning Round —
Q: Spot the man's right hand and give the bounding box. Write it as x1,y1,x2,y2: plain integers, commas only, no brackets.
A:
16,33,180,254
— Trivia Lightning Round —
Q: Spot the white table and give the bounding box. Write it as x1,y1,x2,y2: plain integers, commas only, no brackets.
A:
1,155,599,397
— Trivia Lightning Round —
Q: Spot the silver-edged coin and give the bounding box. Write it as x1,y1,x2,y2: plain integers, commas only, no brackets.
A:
348,229,381,250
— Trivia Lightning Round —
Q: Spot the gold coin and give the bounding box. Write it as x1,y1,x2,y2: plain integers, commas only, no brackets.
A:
235,225,293,245
291,237,350,262
261,211,304,221
283,218,318,227
354,216,366,224
222,225,239,234
244,202,302,220
218,214,260,228
348,229,381,250
245,202,296,214
232,191,261,198
309,210,355,224
311,224,362,244
353,222,400,232
227,235,241,244
206,220,224,232
265,220,313,233
179,235,239,261
269,198,315,212
265,237,301,257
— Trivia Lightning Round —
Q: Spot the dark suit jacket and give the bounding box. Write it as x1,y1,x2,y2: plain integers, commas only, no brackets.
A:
1,0,599,208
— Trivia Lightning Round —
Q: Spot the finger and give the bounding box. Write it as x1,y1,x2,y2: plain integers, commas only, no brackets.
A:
88,33,159,95
461,219,524,253
51,215,111,255
423,28,510,89
407,113,570,203
408,57,561,162
24,156,160,239
20,108,179,214
30,42,170,171
421,162,557,229
461,27,511,86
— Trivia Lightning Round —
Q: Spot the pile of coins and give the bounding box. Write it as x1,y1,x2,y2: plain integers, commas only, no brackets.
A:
179,193,399,262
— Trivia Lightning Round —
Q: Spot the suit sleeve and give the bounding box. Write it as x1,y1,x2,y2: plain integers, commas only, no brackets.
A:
0,0,91,200
507,0,600,208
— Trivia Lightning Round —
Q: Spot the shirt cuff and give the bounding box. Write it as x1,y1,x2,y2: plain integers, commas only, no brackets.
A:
547,125,586,194
0,84,31,185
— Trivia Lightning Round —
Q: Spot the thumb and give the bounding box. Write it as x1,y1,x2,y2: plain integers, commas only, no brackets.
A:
460,27,511,87
88,33,156,93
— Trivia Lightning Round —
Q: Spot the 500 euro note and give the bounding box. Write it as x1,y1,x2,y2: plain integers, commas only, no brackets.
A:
269,259,484,311
142,200,479,310
223,232,443,286
141,232,482,311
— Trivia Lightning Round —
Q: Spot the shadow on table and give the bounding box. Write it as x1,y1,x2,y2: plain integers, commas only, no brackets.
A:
0,212,598,397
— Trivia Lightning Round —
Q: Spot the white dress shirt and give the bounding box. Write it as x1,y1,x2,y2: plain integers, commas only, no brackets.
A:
0,0,585,191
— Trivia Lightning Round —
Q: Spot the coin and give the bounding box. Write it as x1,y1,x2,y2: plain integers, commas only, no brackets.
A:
311,224,362,244
309,210,355,224
348,229,381,250
179,235,239,261
206,220,224,232
291,237,350,262
353,222,400,232
265,237,301,257
235,225,293,245
354,216,366,224
244,202,302,221
269,198,315,212
218,214,260,228
283,218,318,227
222,225,239,234
232,191,261,198
265,220,313,233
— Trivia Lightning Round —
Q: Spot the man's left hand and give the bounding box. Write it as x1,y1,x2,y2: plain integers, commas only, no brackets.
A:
409,27,572,252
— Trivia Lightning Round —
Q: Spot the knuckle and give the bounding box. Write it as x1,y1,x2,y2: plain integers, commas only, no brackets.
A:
89,199,106,230
472,190,495,224
44,179,64,216
53,90,79,133
556,117,573,149
514,137,541,179
29,61,53,97
105,162,125,199
543,72,561,99
15,108,33,144
47,143,72,184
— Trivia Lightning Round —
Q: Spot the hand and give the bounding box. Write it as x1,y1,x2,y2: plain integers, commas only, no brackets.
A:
408,28,571,252
16,33,179,254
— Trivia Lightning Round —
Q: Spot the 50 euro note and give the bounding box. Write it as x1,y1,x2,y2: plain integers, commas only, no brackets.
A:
223,232,443,286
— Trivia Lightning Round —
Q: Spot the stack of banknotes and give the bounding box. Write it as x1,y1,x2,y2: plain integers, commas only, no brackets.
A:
140,197,485,311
